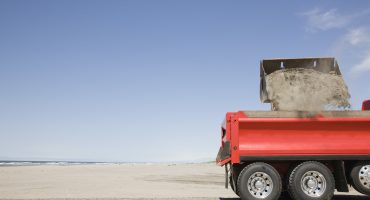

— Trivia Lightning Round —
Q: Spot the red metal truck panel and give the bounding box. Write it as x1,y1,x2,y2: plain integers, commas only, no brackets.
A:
217,111,370,165
363,100,370,111
238,118,370,156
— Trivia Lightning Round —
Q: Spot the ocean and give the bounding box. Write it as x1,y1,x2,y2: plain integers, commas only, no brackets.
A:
0,160,114,166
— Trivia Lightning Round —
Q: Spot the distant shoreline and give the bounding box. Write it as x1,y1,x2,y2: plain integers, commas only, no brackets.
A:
0,160,114,167
0,160,215,166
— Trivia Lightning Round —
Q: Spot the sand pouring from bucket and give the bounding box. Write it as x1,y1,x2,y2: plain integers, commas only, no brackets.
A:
259,58,350,111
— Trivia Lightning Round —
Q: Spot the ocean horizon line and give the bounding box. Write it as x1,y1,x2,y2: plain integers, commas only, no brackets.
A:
0,159,215,166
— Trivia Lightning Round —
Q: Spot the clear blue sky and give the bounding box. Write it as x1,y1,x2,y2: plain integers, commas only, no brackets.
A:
1,1,370,162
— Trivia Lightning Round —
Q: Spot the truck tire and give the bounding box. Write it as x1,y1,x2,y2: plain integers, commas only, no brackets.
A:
350,162,370,196
288,161,335,200
237,162,282,200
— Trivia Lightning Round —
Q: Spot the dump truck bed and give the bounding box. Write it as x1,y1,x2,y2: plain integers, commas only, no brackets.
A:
217,111,370,165
242,110,370,118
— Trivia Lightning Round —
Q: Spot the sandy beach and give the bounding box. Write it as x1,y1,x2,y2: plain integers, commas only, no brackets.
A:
0,163,367,200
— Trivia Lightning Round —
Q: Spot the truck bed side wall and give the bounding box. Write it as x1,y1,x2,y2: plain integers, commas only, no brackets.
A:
236,117,370,160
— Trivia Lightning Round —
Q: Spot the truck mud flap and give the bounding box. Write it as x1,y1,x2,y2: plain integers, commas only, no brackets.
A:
225,163,228,189
334,161,349,192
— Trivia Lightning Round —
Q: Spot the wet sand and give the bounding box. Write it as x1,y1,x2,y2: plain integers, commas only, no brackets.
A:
0,163,367,199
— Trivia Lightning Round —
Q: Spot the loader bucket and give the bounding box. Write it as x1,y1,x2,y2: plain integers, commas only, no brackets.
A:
260,57,342,103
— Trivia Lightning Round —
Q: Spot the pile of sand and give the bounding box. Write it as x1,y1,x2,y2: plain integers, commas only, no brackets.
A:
265,68,351,111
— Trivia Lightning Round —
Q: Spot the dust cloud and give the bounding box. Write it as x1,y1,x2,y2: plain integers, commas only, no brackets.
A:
265,68,351,111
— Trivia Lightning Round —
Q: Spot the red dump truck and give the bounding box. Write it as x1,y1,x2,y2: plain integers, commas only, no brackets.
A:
216,58,370,200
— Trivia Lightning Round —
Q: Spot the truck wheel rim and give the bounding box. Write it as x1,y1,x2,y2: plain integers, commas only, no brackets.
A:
247,172,273,198
300,171,326,197
359,165,370,188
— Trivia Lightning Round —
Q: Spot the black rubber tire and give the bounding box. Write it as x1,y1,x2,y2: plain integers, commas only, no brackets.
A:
350,162,370,196
237,162,282,200
288,161,335,200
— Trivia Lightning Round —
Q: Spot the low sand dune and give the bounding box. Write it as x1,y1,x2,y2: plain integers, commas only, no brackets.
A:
0,163,366,199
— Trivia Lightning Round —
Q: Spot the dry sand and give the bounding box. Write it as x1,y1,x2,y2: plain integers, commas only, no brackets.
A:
0,163,367,200
265,68,351,111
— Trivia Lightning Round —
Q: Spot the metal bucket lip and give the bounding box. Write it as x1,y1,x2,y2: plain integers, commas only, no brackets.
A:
260,57,341,76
